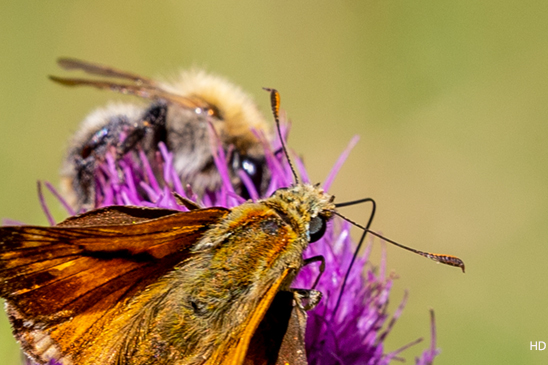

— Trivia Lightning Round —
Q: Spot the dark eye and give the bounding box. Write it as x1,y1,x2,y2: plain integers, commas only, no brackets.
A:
240,155,264,184
231,152,266,199
309,216,327,243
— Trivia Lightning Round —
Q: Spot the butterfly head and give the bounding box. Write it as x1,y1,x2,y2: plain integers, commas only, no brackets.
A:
266,183,335,244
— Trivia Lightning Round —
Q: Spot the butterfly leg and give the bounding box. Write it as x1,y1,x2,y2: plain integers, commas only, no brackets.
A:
291,288,322,311
303,255,325,289
289,255,325,311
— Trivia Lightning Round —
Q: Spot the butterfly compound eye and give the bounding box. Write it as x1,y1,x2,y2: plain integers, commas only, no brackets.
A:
309,216,327,243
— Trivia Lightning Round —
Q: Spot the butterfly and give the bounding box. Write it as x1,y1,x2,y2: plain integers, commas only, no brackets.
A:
0,89,464,365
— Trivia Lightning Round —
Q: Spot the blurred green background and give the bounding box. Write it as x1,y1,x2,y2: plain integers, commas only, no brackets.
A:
1,1,547,364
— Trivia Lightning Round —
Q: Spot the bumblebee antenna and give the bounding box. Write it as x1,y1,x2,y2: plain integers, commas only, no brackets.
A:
263,88,299,184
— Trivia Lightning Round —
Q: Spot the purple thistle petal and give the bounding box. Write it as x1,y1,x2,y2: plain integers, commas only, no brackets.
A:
206,123,238,207
43,181,75,216
323,135,360,192
159,142,174,187
254,129,291,191
238,169,260,201
120,160,139,201
415,310,440,365
293,152,311,184
139,149,161,193
386,338,424,364
37,181,55,226
140,180,160,203
2,218,25,226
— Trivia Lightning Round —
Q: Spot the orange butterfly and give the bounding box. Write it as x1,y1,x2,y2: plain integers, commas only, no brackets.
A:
1,187,323,365
0,89,463,365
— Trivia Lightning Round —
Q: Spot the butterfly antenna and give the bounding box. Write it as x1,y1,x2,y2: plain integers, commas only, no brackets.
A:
263,88,299,184
338,210,465,272
332,197,466,316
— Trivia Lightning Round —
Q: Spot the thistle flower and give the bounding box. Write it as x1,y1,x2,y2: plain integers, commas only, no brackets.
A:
415,310,439,365
52,120,438,365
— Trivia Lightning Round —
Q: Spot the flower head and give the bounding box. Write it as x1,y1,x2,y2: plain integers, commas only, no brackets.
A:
59,119,438,365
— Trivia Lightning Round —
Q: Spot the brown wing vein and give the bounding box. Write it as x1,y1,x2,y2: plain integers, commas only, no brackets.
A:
0,207,230,364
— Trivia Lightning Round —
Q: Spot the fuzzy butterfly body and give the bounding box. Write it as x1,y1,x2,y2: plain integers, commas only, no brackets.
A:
0,183,334,365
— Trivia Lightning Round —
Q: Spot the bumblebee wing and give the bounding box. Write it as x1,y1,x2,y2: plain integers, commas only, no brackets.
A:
0,206,229,364
49,75,212,112
51,57,215,113
57,57,159,87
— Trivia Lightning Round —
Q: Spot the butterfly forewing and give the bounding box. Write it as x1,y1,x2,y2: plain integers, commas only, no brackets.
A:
0,206,229,365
